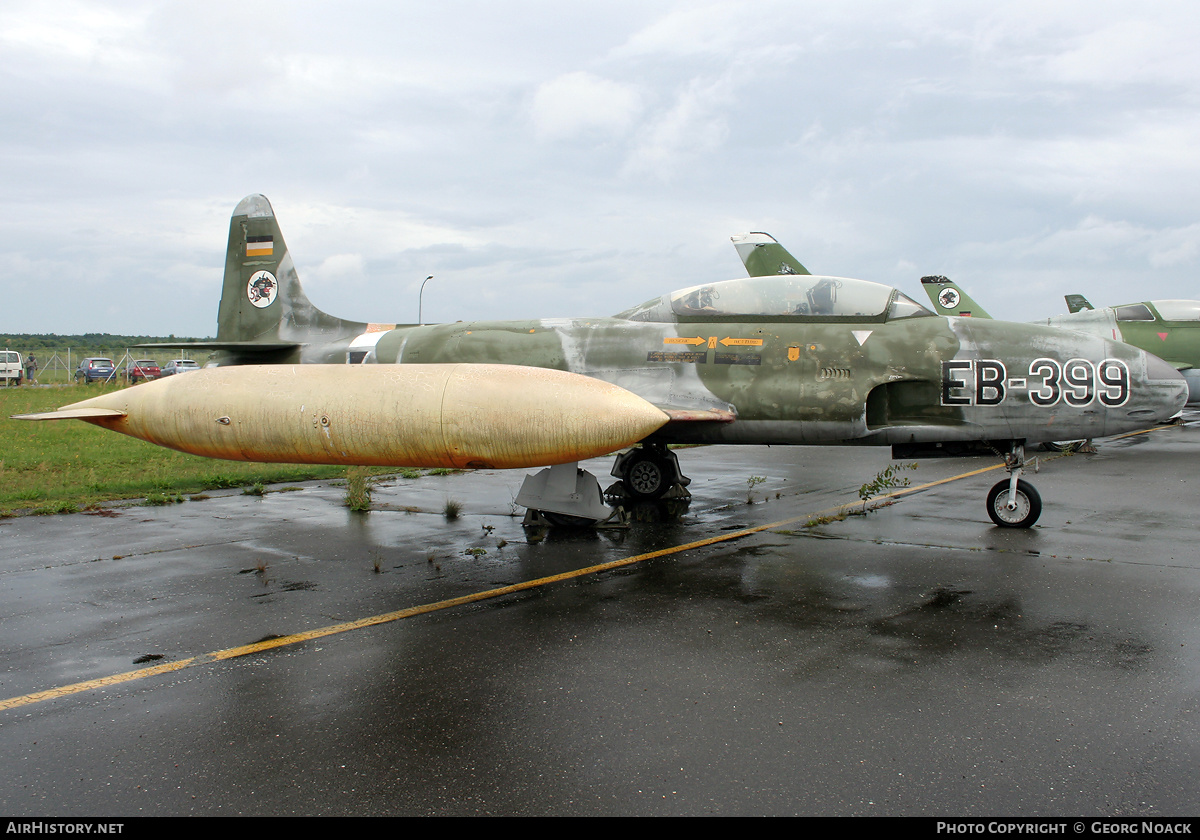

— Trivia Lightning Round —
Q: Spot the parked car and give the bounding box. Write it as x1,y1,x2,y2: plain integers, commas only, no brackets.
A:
161,359,200,376
127,359,162,384
75,357,116,384
0,351,22,385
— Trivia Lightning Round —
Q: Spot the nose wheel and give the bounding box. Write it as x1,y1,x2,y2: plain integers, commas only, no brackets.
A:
985,443,1042,528
986,478,1042,528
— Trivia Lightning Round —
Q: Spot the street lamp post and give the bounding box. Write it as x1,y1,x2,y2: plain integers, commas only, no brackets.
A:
418,275,434,325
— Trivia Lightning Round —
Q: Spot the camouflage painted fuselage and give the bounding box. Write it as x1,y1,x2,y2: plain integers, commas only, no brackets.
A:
355,285,1183,447
196,196,1186,450
919,276,1200,404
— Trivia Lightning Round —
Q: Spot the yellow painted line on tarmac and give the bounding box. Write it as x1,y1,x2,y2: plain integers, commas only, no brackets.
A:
1,423,1181,713
1108,422,1182,441
0,657,202,710
0,522,819,712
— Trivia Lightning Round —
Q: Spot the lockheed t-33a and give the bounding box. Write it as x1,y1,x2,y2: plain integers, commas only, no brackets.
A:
16,197,1187,529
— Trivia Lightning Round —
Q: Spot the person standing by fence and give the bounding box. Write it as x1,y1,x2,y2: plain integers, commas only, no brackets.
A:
24,353,36,385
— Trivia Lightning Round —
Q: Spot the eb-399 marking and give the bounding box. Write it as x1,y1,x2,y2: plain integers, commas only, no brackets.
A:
941,358,1130,408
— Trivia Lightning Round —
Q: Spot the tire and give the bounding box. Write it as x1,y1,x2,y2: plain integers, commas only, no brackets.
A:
1041,440,1082,452
623,451,672,500
540,511,600,528
986,479,1042,528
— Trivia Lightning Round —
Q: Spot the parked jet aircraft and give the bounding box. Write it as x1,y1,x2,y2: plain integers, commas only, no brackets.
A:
728,234,1200,407
918,276,1200,405
18,197,1188,529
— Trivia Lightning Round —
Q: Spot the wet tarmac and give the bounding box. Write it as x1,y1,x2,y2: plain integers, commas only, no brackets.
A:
1,415,1198,816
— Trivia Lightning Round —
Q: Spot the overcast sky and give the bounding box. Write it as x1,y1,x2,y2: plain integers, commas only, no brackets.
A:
2,0,1198,336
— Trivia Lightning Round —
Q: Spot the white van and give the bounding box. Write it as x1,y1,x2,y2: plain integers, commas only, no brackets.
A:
1,350,22,385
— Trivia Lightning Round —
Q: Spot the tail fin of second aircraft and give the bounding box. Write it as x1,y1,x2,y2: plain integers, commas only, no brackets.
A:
731,232,811,277
1064,294,1095,313
919,275,993,319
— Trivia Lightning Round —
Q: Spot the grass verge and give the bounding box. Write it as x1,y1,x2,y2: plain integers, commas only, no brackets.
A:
0,384,390,515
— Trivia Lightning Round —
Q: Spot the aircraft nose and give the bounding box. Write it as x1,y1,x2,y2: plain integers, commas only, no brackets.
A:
1139,350,1188,421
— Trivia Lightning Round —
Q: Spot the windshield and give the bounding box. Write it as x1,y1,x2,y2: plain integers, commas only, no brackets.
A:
1115,304,1154,322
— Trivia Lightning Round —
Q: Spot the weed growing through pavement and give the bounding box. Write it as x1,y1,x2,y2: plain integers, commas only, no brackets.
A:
345,467,371,511
858,463,917,512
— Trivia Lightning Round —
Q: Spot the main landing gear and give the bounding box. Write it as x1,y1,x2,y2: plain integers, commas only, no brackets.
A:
986,443,1042,528
607,443,691,501
514,444,693,528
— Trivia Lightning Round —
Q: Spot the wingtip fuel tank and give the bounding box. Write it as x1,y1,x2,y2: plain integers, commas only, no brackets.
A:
16,365,670,470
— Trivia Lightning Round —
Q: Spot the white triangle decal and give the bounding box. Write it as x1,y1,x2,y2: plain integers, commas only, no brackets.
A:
852,330,872,346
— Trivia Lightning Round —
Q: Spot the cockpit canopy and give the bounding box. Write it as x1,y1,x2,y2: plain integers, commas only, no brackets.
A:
1146,301,1200,321
617,275,934,323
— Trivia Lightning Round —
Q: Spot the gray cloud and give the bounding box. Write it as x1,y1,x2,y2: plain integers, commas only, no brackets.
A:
1,0,1197,334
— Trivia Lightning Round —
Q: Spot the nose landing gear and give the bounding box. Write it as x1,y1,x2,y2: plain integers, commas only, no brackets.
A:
986,443,1042,528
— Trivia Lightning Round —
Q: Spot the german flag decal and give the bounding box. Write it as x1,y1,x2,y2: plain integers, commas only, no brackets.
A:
246,235,274,257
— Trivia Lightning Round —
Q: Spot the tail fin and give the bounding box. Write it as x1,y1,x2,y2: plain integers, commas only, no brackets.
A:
218,194,364,347
1064,294,1095,313
211,195,366,362
136,195,367,363
214,194,300,347
731,232,811,277
919,275,993,319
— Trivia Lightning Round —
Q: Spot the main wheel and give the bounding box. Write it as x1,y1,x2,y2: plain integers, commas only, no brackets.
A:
539,511,600,528
1041,440,1082,452
623,451,671,500
986,479,1042,528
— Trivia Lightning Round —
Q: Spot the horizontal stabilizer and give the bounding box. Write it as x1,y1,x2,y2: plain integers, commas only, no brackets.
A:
132,341,300,351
